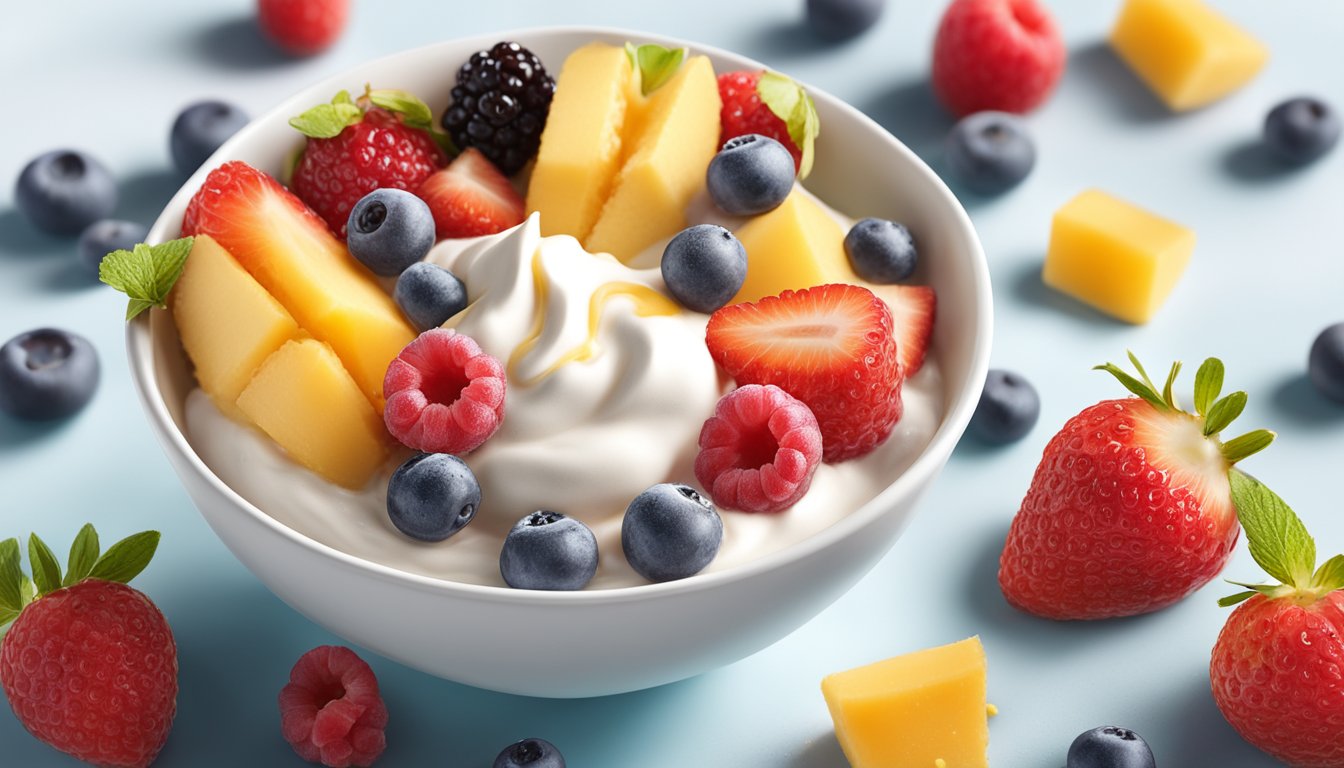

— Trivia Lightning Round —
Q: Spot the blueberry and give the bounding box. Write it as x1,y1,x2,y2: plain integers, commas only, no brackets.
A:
1067,726,1156,768
1264,97,1341,165
970,369,1040,445
844,218,918,284
346,189,437,277
1309,322,1344,404
77,220,148,278
15,150,119,235
661,224,747,314
622,484,723,583
386,453,480,542
169,100,250,176
706,134,795,216
805,0,885,40
394,262,468,331
493,738,566,768
0,329,100,421
945,111,1036,195
499,511,598,591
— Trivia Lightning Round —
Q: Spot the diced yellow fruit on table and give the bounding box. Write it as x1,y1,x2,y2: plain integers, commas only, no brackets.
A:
1043,189,1195,324
821,636,989,768
236,339,389,489
585,55,722,263
526,43,634,241
731,191,851,304
1109,0,1268,111
169,235,299,414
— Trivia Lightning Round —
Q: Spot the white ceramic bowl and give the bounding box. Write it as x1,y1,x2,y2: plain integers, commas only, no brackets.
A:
127,27,991,698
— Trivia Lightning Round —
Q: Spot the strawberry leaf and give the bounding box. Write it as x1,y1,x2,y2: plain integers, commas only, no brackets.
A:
1193,357,1224,418
1093,362,1168,411
1203,391,1248,436
88,531,160,585
0,606,16,629
1218,590,1258,608
625,42,687,96
1230,470,1316,588
99,238,195,321
1161,360,1182,410
0,539,22,613
757,71,820,179
368,88,435,131
1220,429,1275,464
1313,554,1344,593
64,523,99,587
19,575,34,607
289,92,364,139
27,534,61,597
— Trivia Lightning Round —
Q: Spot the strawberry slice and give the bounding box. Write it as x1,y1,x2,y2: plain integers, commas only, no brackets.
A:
706,283,903,463
870,283,936,376
416,148,525,239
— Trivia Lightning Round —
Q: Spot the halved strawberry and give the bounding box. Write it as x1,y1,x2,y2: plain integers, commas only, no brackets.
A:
416,148,525,239
870,283,936,377
706,283,902,463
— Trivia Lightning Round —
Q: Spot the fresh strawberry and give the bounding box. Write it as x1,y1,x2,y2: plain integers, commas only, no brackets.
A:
181,159,326,240
1211,473,1344,768
0,525,177,768
999,355,1276,620
415,148,525,239
931,0,1066,116
717,70,820,177
257,0,349,57
706,283,901,463
289,88,449,238
868,283,936,376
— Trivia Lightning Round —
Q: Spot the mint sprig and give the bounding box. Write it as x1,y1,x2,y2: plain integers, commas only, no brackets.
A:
625,42,687,96
99,237,195,320
756,71,820,179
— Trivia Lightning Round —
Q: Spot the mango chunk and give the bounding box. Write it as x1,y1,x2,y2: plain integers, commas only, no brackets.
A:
1109,0,1268,111
170,235,299,414
1043,189,1194,324
236,339,389,489
822,636,989,768
731,191,851,304
585,55,722,263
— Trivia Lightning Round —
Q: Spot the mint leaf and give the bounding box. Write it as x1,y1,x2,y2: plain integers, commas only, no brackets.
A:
1313,554,1344,593
64,524,99,587
289,99,363,139
1204,391,1248,436
88,531,160,585
756,72,820,179
625,42,687,96
0,539,21,613
368,89,435,130
1193,358,1224,418
27,534,61,596
99,237,195,321
1221,429,1275,464
1230,470,1316,588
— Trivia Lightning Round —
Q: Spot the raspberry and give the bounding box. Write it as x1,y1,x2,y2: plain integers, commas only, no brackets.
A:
694,384,823,513
717,71,804,173
279,646,387,768
442,42,556,175
383,328,506,454
931,0,1066,116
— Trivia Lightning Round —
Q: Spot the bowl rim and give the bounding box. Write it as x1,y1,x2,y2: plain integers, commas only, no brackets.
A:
128,24,993,606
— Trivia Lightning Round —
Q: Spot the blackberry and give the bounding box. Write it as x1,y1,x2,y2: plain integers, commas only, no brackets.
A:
442,41,555,175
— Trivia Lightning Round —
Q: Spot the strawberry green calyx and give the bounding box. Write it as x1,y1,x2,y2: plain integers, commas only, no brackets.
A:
0,524,161,630
1220,472,1344,608
290,85,456,152
99,236,195,320
756,72,820,179
625,42,687,96
1094,352,1275,464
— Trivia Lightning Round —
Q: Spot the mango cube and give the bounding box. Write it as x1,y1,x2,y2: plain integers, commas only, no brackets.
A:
731,191,851,304
170,235,299,413
1110,0,1268,111
821,636,989,768
236,339,389,489
1043,189,1194,324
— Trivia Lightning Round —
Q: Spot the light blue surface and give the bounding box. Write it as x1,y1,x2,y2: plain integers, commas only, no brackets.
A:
2,1,1340,765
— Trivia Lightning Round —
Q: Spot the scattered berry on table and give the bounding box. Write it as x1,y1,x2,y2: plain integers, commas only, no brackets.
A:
383,328,506,455
78,219,148,277
395,262,469,331
622,483,724,582
386,453,481,542
969,368,1039,444
499,511,599,591
346,188,436,277
257,0,349,56
0,526,176,768
694,384,823,513
844,217,918,284
1263,96,1341,165
945,111,1036,195
442,41,556,175
1066,726,1156,768
494,738,566,768
805,0,886,41
279,645,387,768
661,224,748,314
1308,321,1344,403
15,149,118,235
169,99,250,176
717,70,819,176
931,0,1065,116
999,355,1275,620
707,283,902,462
706,133,795,216
417,147,526,239
0,328,100,421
